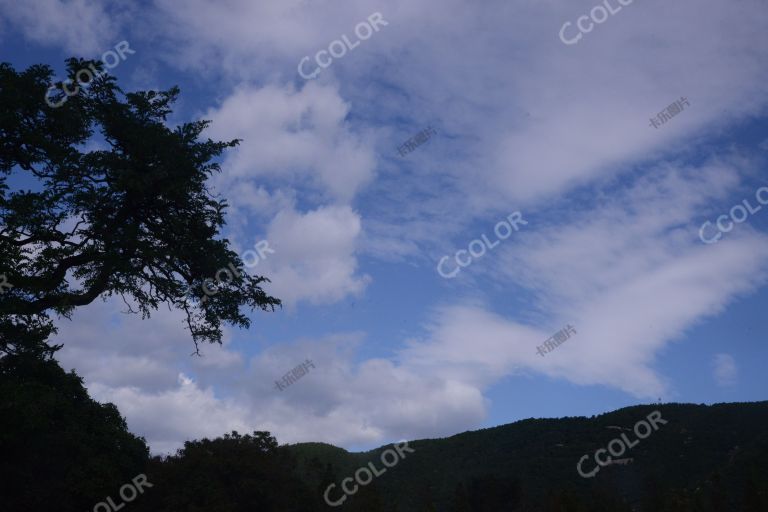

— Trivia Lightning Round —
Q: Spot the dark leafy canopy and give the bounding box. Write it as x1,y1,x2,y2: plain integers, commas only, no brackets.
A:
136,431,319,512
0,352,150,511
0,58,280,353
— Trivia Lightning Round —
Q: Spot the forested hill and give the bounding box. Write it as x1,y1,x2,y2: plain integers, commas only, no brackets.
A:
286,402,768,511
7,358,764,512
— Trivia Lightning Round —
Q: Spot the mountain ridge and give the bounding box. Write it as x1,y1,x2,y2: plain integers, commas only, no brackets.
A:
285,401,768,511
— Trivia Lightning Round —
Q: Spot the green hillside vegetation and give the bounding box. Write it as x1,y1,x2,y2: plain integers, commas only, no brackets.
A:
3,353,765,511
285,402,768,511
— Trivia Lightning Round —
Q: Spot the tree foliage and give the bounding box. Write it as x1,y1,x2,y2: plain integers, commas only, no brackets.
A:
136,431,319,512
0,352,150,510
0,59,280,354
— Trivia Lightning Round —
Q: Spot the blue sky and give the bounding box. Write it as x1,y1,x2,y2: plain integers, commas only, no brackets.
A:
2,0,767,454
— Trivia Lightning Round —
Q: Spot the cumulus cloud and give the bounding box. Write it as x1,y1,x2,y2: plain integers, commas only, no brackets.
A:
90,374,253,455
205,83,376,202
56,302,484,453
261,204,370,304
232,203,371,307
243,335,486,446
199,82,376,307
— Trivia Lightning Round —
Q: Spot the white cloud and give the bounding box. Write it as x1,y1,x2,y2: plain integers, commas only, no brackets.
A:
50,152,768,452
199,82,376,307
146,0,768,256
154,0,768,209
10,0,768,455
243,335,487,446
0,0,125,55
90,374,253,455
205,83,376,202
403,160,768,399
56,303,484,453
243,204,371,307
713,353,737,387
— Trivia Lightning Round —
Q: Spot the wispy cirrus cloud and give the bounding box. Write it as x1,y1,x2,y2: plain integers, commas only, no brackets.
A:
0,0,133,55
713,353,738,387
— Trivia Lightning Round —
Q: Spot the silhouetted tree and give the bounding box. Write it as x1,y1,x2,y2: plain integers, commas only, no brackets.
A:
0,59,280,355
137,431,317,511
